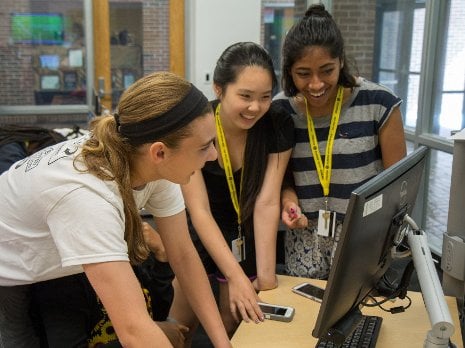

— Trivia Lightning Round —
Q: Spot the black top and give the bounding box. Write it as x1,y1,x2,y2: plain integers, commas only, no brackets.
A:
188,99,295,277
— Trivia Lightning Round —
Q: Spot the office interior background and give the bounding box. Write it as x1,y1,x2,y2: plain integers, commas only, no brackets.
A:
0,0,464,261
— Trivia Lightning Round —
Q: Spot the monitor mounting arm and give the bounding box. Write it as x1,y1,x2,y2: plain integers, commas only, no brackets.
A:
403,214,455,347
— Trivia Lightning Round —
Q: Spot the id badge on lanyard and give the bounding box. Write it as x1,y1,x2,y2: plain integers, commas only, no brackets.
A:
232,225,246,262
216,103,246,261
305,86,344,238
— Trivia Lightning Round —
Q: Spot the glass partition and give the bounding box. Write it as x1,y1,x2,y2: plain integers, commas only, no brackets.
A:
1,1,86,107
431,0,465,137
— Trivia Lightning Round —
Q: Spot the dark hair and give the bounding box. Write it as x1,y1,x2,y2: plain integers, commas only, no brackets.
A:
214,41,278,94
77,72,211,264
281,4,357,96
213,42,278,237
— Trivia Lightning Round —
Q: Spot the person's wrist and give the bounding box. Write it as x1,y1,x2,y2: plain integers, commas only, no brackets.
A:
256,274,278,290
281,198,296,210
222,261,245,281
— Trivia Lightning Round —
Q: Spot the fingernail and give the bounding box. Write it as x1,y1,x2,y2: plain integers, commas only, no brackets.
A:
290,208,298,219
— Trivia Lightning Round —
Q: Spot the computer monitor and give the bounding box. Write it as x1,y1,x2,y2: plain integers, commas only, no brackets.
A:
11,13,64,45
40,74,60,90
39,54,60,70
63,71,78,90
123,71,136,89
312,145,429,344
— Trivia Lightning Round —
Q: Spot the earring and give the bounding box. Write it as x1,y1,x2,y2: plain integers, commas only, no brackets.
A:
294,93,304,102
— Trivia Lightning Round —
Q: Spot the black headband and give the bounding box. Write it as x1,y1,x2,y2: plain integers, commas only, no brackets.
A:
117,84,209,146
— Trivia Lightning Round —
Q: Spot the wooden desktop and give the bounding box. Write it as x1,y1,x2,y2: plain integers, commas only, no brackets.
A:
231,275,463,348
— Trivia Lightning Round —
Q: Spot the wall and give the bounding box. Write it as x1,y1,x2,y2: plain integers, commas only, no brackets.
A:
185,0,261,100
0,0,47,106
139,0,169,74
333,0,376,80
0,0,378,124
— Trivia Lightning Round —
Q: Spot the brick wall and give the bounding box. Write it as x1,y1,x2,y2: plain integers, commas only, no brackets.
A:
333,0,376,80
141,0,169,74
259,0,376,80
0,0,35,106
294,0,309,18
0,0,169,125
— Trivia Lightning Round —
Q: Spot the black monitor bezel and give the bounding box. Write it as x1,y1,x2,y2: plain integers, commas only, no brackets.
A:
312,145,429,343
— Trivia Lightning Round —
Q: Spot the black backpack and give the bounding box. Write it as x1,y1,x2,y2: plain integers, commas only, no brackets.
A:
0,124,67,174
0,124,66,150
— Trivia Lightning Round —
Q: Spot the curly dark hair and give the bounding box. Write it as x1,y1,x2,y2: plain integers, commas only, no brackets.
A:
281,4,357,96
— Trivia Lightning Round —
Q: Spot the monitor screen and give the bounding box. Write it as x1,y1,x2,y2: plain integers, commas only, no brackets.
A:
11,13,64,45
312,145,429,344
39,55,60,69
123,72,135,89
40,75,60,90
63,71,77,90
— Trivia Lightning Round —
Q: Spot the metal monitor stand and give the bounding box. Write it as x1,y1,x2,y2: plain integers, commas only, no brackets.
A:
403,214,455,347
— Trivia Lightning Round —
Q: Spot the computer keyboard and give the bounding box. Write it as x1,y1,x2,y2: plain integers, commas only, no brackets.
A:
316,315,382,348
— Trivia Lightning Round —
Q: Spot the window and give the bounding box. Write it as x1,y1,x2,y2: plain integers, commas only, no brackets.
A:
1,1,86,107
373,1,425,131
373,0,465,255
262,2,295,93
374,0,465,137
432,0,465,137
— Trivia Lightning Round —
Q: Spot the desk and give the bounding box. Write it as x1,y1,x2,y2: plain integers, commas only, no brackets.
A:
231,275,463,347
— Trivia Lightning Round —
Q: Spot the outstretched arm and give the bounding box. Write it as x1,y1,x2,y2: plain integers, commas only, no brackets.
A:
156,210,231,348
252,149,291,291
84,261,173,348
181,170,263,324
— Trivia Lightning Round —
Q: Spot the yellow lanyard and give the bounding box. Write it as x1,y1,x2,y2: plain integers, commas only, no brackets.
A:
215,104,243,229
305,85,344,197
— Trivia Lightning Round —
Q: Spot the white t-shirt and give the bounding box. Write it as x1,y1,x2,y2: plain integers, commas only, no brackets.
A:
0,136,184,286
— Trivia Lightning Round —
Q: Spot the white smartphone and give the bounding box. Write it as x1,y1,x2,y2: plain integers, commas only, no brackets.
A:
292,282,325,303
258,302,295,322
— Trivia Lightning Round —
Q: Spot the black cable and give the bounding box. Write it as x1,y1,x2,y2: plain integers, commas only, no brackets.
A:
362,259,415,313
362,293,412,313
397,260,415,299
